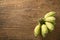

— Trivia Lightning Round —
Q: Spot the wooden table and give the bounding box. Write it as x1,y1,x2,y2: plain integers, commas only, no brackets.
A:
0,0,60,40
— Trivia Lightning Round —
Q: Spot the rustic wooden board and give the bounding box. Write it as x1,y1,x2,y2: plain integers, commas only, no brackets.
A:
0,0,60,40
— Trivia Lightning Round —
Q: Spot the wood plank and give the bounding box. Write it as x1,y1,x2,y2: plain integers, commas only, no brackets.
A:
0,0,60,40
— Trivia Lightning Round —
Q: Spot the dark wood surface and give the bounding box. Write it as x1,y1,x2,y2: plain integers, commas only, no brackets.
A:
0,0,60,40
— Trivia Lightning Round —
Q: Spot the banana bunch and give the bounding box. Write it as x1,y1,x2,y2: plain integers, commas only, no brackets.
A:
34,11,56,37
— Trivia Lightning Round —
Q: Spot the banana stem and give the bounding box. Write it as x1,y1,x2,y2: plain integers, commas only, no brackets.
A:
39,18,45,25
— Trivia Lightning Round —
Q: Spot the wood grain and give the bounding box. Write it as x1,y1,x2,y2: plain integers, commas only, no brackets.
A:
0,0,60,40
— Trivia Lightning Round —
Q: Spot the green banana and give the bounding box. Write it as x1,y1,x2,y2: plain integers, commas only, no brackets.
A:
44,11,56,18
45,22,54,31
34,24,41,37
41,24,48,37
44,17,55,22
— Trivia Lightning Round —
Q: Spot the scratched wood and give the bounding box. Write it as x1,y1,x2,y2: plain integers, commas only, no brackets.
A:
0,0,60,40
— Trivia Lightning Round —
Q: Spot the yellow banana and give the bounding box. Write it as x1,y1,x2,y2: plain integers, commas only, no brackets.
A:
44,11,56,18
45,22,54,31
44,17,55,22
41,24,48,37
34,11,56,37
34,24,41,37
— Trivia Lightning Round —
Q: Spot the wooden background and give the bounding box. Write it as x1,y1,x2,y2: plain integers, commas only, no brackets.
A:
0,0,60,40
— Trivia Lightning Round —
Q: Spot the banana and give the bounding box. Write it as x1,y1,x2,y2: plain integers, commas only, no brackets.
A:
45,22,54,31
44,17,55,22
41,24,48,37
34,24,41,37
51,21,56,25
44,11,56,18
34,11,56,37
